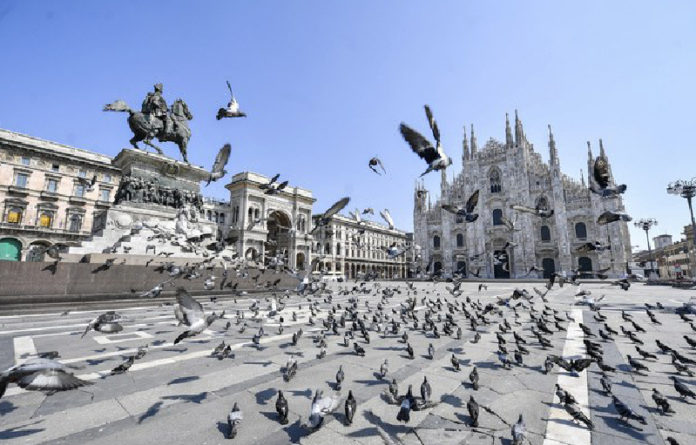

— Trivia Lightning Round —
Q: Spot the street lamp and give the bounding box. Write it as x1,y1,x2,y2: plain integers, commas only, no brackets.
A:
667,178,696,279
634,218,658,278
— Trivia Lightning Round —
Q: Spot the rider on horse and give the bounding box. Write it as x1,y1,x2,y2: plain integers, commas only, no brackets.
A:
141,83,173,135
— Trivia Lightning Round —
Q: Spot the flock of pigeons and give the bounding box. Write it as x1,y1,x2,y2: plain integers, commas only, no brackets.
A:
3,269,696,444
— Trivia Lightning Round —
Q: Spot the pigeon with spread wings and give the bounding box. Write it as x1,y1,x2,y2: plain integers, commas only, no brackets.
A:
589,148,626,197
216,81,247,120
173,287,220,344
511,200,554,218
206,143,231,185
441,190,480,223
368,157,387,175
400,105,452,177
597,210,632,225
311,197,350,233
380,209,395,229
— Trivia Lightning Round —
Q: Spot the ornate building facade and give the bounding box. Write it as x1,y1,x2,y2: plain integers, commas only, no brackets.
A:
414,111,632,279
311,214,409,279
0,129,121,261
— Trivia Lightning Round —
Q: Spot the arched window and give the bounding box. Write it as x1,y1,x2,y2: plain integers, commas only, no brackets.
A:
575,222,587,240
248,208,253,219
456,233,464,247
433,235,441,249
536,196,549,211
492,209,503,226
490,168,502,193
540,225,551,241
254,208,260,219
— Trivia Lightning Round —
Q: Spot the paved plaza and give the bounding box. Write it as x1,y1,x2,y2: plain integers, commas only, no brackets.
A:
1,281,696,445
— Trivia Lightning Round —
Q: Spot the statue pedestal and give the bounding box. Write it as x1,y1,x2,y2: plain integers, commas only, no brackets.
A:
69,149,224,261
113,148,209,194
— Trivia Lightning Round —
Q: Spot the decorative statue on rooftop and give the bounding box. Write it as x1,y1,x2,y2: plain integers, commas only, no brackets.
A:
103,83,193,163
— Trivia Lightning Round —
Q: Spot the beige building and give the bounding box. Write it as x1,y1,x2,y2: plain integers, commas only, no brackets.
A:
311,213,409,279
0,129,121,261
225,172,315,269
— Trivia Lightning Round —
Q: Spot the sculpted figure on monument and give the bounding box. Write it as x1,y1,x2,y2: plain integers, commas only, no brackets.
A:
104,83,193,163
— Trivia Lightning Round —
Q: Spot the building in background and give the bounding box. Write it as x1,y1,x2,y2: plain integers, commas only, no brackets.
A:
653,234,673,250
311,213,409,279
634,228,694,279
0,129,121,261
225,172,315,270
414,111,632,279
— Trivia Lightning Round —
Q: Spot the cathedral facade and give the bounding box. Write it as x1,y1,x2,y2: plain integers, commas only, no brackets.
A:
413,111,632,279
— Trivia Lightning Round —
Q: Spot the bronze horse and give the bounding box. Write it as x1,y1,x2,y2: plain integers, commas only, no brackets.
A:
103,99,193,163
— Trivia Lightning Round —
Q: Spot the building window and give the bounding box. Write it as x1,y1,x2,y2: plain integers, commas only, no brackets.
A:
492,209,503,226
456,233,464,247
254,208,260,219
14,172,29,188
575,222,587,240
336,243,341,255
74,184,85,197
51,164,60,172
490,168,502,193
325,243,331,254
537,196,549,211
433,235,441,249
103,174,111,183
219,213,225,224
46,178,58,193
6,208,22,224
21,156,30,166
68,214,83,232
78,169,87,178
99,189,110,202
541,225,551,241
39,212,53,228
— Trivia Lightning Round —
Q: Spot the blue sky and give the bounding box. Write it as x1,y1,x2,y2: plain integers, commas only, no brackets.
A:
1,1,695,250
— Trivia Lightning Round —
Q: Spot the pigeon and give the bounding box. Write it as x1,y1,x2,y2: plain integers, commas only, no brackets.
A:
380,209,395,229
555,384,577,404
216,81,246,119
671,376,696,399
227,402,243,439
345,390,356,425
627,355,649,374
396,385,416,423
354,342,366,357
76,174,98,191
511,201,554,218
590,153,626,197
451,354,461,371
311,197,350,233
652,388,674,414
173,287,219,344
511,414,526,445
110,355,135,375
399,105,452,176
307,390,340,429
0,358,91,399
276,390,289,425
206,143,231,185
612,395,646,425
467,395,479,427
82,311,124,338
283,358,298,382
427,343,435,360
564,401,593,429
441,190,480,223
335,365,344,391
260,175,289,195
379,359,389,379
420,376,431,402
368,156,386,175
597,210,632,225
389,378,399,400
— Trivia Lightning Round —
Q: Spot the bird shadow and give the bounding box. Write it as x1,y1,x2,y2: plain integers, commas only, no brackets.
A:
137,401,163,424
161,392,208,404
289,389,313,399
244,361,273,367
216,421,228,438
0,400,16,416
373,346,404,351
260,411,279,421
167,376,199,385
0,426,45,439
282,419,305,443
255,388,276,405
440,394,463,408
454,412,474,426
596,415,649,440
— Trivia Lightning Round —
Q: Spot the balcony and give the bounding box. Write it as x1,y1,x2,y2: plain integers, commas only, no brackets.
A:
7,186,29,197
69,196,87,205
40,190,60,201
95,200,112,208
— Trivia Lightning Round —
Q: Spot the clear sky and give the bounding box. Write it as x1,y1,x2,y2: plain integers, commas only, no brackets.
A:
1,1,695,250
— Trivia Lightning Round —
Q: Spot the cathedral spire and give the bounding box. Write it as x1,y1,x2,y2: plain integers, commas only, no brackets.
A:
514,109,525,146
505,113,513,149
586,141,594,185
548,124,558,164
580,169,585,187
462,125,469,163
470,124,478,156
598,138,614,182
440,168,447,195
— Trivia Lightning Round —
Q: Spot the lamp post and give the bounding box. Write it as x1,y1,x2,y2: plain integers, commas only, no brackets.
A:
634,218,658,279
667,178,696,279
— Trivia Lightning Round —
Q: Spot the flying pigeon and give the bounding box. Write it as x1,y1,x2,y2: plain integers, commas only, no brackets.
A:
380,209,395,229
216,81,247,119
590,154,626,197
368,157,387,175
400,105,452,176
511,201,554,218
441,190,480,222
206,143,231,185
311,197,350,233
597,210,632,225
